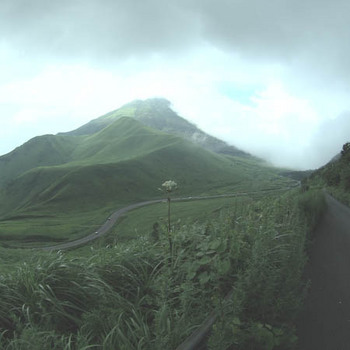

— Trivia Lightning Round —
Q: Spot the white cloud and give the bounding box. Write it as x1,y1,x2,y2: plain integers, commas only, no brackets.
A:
1,0,350,169
0,48,347,170
12,109,41,124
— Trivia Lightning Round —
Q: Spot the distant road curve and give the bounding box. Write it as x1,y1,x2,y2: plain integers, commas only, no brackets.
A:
41,199,164,251
41,186,296,251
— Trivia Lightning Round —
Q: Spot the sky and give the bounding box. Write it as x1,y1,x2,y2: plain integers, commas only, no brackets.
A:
1,0,350,170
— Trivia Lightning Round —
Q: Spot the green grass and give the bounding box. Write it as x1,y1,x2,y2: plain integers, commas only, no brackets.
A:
0,186,294,248
105,191,291,243
0,118,247,217
111,197,252,241
0,188,326,349
0,154,294,246
0,246,50,274
306,142,350,206
0,103,295,245
0,209,113,247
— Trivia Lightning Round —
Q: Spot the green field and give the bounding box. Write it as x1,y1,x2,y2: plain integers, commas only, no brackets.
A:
0,188,327,349
109,196,251,241
0,184,295,248
105,190,292,242
0,209,112,247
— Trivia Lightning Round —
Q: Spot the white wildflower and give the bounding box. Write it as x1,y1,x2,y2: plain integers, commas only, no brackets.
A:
161,180,177,193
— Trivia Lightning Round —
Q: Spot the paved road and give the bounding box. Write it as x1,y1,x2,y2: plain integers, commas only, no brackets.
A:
41,187,293,251
297,193,350,350
42,199,164,250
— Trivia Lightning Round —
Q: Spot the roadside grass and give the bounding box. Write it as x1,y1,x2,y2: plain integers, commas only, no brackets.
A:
207,188,326,349
102,190,290,243
107,197,252,242
298,189,327,234
0,188,326,349
325,186,350,206
0,197,239,248
0,182,293,249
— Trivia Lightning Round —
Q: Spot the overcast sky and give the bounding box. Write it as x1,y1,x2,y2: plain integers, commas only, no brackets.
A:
1,0,350,169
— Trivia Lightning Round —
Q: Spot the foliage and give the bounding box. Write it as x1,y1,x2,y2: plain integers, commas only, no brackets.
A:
310,142,350,205
298,190,326,231
0,189,325,349
0,100,295,245
207,189,325,350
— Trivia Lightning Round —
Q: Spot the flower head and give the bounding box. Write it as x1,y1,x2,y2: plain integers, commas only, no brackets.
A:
161,180,178,193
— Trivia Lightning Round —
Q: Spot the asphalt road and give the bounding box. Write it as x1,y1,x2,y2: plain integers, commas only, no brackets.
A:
41,199,164,251
297,193,350,350
41,187,294,251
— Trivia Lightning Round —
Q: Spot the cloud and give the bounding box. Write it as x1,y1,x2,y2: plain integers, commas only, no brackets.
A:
0,0,201,63
1,1,349,67
308,114,350,166
2,0,350,91
0,0,350,170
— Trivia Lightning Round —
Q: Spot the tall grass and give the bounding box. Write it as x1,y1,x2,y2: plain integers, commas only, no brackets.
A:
0,190,325,349
207,189,326,350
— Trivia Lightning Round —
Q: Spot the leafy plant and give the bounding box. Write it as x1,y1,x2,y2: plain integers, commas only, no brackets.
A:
0,190,324,349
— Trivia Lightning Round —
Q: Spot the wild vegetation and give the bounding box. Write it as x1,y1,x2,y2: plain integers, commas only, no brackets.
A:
0,188,325,350
0,112,293,246
0,99,328,348
307,142,350,204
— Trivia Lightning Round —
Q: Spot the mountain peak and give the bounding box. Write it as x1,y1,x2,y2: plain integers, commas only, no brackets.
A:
63,98,251,158
123,97,171,110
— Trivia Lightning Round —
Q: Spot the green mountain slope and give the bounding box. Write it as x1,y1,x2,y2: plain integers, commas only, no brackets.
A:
5,143,240,214
0,117,177,187
0,134,79,186
307,142,350,201
0,98,257,191
0,126,275,216
0,100,293,228
64,98,252,158
69,116,181,165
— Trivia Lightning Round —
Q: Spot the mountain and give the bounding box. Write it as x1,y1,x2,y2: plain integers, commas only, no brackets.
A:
0,99,290,218
62,98,252,158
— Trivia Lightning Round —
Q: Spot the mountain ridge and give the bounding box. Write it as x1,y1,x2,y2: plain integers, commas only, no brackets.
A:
61,98,252,158
0,99,290,219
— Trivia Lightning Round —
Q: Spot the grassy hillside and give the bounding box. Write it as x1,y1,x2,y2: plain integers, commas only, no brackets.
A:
307,142,350,204
0,118,250,216
64,98,252,157
0,100,323,349
0,102,294,245
0,134,79,187
0,117,176,188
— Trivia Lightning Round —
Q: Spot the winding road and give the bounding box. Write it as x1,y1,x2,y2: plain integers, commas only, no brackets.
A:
41,187,293,251
297,192,350,350
41,199,164,251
